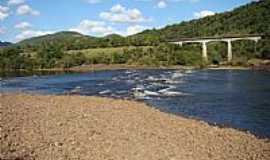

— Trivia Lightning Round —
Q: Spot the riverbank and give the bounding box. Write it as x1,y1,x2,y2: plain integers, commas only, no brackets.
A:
0,64,250,78
70,64,254,72
0,64,196,78
0,64,192,78
40,64,197,72
1,94,269,160
42,59,270,72
2,62,270,78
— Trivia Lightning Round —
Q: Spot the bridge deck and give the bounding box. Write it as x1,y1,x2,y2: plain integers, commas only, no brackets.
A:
168,34,263,42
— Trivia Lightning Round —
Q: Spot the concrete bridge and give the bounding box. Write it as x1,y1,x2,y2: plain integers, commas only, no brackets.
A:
171,36,262,63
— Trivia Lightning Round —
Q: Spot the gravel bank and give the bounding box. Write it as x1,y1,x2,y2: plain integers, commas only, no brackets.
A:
1,94,269,160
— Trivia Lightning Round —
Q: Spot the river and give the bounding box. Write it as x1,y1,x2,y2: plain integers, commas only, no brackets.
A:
1,69,270,138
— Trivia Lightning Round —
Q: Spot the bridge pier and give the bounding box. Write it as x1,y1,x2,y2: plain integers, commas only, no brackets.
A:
227,40,233,63
202,42,208,62
254,40,259,55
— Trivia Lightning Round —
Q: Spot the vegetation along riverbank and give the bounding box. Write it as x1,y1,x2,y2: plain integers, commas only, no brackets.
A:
0,0,270,72
1,94,270,160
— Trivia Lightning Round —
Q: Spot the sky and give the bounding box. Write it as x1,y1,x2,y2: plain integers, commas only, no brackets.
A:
0,0,256,42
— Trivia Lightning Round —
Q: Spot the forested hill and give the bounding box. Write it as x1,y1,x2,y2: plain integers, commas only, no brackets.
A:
15,0,270,49
133,0,270,41
18,31,102,50
19,31,86,45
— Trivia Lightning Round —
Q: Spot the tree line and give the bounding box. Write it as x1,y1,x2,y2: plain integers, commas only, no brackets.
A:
0,37,269,71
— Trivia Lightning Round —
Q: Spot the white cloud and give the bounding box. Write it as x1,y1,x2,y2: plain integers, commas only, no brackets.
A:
0,5,9,12
194,10,215,18
69,19,149,37
8,0,25,6
0,5,9,21
17,4,40,16
70,20,115,36
111,4,125,13
100,4,148,23
157,1,167,8
126,25,147,35
15,30,54,42
14,22,32,30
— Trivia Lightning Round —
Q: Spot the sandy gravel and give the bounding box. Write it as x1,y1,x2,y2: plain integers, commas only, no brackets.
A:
1,94,269,160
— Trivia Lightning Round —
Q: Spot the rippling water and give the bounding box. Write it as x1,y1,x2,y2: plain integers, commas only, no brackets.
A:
1,69,270,137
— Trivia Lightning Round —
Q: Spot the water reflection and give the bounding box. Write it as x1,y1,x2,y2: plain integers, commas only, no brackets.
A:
0,70,73,79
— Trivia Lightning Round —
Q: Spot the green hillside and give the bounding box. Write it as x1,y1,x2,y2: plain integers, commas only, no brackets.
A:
17,31,101,50
1,0,269,71
19,31,85,44
133,0,270,41
17,31,131,50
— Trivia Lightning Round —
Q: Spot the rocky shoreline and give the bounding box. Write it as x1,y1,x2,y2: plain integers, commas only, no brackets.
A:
1,94,270,160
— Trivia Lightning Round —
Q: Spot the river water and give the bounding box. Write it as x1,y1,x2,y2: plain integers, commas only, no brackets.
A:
1,69,270,138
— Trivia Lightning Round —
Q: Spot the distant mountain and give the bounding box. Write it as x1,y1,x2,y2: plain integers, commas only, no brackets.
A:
16,31,103,50
16,31,128,50
0,41,12,48
132,0,270,41
18,31,92,45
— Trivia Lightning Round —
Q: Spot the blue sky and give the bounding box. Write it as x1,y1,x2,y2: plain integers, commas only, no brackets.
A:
0,0,255,42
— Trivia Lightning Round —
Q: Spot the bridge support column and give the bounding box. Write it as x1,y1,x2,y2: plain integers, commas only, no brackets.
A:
227,40,233,63
254,40,258,55
202,42,208,62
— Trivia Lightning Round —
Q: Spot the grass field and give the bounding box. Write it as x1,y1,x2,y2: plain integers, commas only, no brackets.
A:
67,46,152,58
